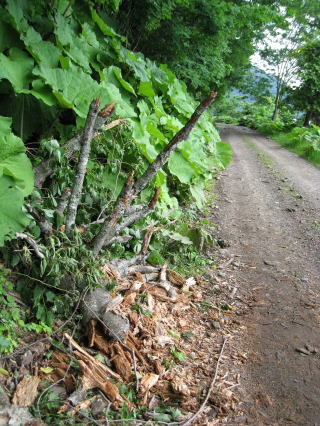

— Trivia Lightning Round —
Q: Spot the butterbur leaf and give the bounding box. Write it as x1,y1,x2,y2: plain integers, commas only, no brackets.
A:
138,81,155,98
0,48,34,92
168,152,194,184
111,66,136,95
216,141,233,168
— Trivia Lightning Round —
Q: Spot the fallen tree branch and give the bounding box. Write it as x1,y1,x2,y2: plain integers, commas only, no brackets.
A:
92,92,217,255
106,235,133,246
33,102,116,188
92,172,136,255
65,98,100,234
25,204,53,236
180,337,227,426
132,91,217,195
15,233,44,259
55,187,71,216
108,188,161,245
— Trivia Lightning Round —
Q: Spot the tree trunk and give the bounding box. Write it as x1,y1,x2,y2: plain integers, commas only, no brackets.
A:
272,95,280,121
303,110,313,127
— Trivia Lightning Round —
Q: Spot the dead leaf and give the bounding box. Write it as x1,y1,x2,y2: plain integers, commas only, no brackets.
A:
171,377,190,397
140,373,159,393
12,376,40,406
167,269,185,287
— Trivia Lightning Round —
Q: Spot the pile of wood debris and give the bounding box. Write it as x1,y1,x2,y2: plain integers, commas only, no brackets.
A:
0,255,250,425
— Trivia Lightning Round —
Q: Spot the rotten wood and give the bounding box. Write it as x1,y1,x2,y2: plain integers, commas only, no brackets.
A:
12,376,40,406
63,333,121,381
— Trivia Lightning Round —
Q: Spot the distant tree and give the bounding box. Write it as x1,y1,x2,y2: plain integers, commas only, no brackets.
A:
255,1,320,121
290,41,320,126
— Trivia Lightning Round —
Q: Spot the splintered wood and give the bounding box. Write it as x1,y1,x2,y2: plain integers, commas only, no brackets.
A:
53,257,247,423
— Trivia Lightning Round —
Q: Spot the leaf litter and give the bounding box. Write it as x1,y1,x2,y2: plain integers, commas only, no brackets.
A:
0,253,251,425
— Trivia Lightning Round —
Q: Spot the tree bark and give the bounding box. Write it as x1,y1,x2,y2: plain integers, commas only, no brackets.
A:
65,99,100,234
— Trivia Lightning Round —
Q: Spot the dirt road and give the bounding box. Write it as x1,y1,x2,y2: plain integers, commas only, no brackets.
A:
214,125,320,425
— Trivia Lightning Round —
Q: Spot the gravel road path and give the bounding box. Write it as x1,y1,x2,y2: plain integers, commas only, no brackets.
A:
214,125,320,425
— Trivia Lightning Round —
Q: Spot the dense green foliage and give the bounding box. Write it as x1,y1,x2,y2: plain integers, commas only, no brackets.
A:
0,0,231,248
290,41,320,126
0,0,233,341
116,0,280,97
0,266,51,353
273,126,320,167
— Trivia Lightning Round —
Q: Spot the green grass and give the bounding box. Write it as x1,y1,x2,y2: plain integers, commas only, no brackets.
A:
273,132,320,168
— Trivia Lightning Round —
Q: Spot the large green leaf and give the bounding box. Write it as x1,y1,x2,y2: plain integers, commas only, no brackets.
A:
0,116,33,245
0,116,34,196
33,65,100,117
215,142,233,168
0,48,33,92
0,175,30,246
139,81,155,98
111,66,136,95
168,151,195,184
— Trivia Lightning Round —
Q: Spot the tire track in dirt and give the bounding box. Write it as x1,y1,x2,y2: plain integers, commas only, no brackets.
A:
214,125,320,425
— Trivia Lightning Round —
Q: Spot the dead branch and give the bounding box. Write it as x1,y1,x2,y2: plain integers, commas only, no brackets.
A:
33,102,116,188
108,254,146,276
157,262,177,299
104,118,127,131
25,204,53,236
108,188,161,245
92,92,216,255
55,187,71,216
106,235,133,246
65,99,100,234
92,172,136,255
132,91,217,195
15,233,44,259
181,337,227,426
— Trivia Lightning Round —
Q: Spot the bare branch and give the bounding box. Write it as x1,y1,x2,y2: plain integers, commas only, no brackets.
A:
132,91,217,195
25,204,53,236
92,92,216,255
33,102,116,188
55,187,71,216
92,172,135,255
16,233,44,259
65,99,100,234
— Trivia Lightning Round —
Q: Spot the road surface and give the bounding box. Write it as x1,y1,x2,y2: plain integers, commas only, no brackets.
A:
214,125,320,425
